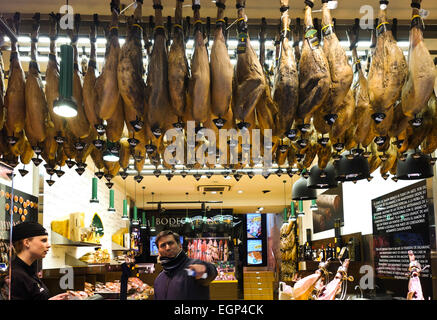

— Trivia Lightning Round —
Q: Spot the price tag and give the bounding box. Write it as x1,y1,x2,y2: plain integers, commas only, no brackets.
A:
237,32,247,54
305,28,320,50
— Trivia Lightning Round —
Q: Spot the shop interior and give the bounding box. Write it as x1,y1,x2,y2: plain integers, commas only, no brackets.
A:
0,0,437,300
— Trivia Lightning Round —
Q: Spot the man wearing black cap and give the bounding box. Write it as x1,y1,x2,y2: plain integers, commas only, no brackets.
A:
10,222,68,300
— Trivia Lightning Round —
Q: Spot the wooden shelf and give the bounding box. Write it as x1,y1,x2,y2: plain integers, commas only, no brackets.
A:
111,242,130,251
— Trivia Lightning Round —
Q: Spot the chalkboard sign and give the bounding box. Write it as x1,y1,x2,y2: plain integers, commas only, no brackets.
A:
372,180,433,298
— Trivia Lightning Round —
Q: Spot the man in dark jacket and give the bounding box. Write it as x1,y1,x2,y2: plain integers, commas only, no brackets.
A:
153,230,217,300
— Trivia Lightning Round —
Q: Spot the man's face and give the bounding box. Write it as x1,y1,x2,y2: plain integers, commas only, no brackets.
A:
26,235,50,259
157,235,181,258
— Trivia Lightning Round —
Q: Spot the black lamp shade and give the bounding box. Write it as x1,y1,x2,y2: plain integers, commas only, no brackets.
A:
307,164,338,189
396,150,434,180
292,176,317,201
334,154,370,182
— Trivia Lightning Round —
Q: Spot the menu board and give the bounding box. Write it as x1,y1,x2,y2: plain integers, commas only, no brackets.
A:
372,180,432,282
247,213,262,238
247,239,263,265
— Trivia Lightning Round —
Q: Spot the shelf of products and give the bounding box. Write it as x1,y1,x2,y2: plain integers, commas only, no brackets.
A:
51,231,102,247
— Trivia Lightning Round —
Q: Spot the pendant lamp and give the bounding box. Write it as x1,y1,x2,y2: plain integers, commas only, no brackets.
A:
334,153,370,182
310,199,318,211
132,183,139,225
103,141,119,162
289,201,297,221
108,189,115,212
307,164,338,189
292,175,317,201
90,177,99,203
150,192,156,232
140,186,147,229
53,44,77,117
297,200,305,217
122,179,129,220
396,149,434,180
282,180,288,221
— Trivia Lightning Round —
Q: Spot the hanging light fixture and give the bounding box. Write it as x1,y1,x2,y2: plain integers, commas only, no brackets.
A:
292,176,317,201
282,180,288,221
183,192,192,234
122,179,129,220
90,177,99,203
310,199,318,211
53,44,77,117
103,141,119,162
150,192,156,232
289,200,297,221
307,164,338,189
297,200,305,217
334,153,370,182
140,187,147,229
132,183,139,225
108,189,115,212
396,149,434,180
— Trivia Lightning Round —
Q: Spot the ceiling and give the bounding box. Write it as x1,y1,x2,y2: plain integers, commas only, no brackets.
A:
1,0,437,20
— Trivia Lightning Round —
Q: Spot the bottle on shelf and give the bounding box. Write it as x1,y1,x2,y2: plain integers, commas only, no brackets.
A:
312,247,317,261
321,245,325,261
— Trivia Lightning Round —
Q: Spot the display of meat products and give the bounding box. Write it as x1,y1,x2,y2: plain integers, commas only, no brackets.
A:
65,16,91,140
45,13,64,142
0,39,5,130
4,13,25,141
296,0,331,125
233,0,266,128
401,0,436,120
168,0,189,122
421,93,437,154
293,18,302,69
118,1,146,133
223,240,228,262
24,14,48,146
118,138,130,170
83,14,102,135
317,259,350,300
104,159,121,177
317,139,332,170
189,0,210,125
320,0,353,123
41,124,58,163
273,1,299,137
97,0,121,120
9,130,25,157
210,0,233,122
146,0,177,141
347,26,374,148
368,1,407,123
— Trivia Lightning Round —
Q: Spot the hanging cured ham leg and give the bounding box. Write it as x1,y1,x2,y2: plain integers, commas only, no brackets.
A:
83,14,103,141
234,0,266,131
97,0,121,120
189,0,211,129
168,0,189,128
4,13,26,144
210,0,233,128
24,14,48,150
146,0,177,147
320,0,353,126
118,0,146,137
297,0,330,129
347,24,374,153
0,35,5,130
45,13,66,144
401,0,436,124
66,15,91,140
368,1,407,125
273,0,299,138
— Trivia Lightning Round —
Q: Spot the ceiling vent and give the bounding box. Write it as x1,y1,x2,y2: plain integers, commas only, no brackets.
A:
197,185,231,193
